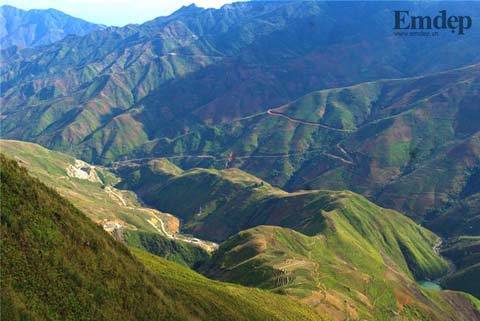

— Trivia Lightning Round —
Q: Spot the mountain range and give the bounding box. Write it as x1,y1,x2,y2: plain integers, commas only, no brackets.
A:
1,2,479,161
1,2,479,235
0,5,104,49
2,140,480,320
0,1,479,320
1,154,327,321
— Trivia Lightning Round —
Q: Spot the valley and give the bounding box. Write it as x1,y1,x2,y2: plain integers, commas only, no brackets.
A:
0,140,217,255
2,140,480,320
1,1,479,320
0,155,326,321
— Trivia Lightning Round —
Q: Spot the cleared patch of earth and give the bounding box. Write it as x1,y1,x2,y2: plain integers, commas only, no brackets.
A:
66,159,101,182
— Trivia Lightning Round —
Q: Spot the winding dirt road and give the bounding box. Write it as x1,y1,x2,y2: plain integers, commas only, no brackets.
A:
110,145,354,167
266,109,355,132
104,186,218,251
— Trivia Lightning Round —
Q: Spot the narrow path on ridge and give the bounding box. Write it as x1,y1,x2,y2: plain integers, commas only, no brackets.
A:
110,146,354,167
266,108,355,132
108,106,357,169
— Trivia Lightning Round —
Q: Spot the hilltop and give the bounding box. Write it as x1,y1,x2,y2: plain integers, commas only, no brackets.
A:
202,226,479,321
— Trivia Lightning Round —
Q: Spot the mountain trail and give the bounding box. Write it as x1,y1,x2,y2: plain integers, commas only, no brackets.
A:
266,108,355,132
110,146,355,167
104,185,218,251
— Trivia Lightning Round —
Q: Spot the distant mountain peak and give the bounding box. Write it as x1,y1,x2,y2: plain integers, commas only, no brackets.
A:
0,5,105,49
171,3,204,16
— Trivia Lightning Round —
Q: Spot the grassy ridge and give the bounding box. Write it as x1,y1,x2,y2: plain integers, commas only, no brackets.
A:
131,248,328,321
0,154,326,321
116,160,480,319
120,161,447,279
202,226,479,321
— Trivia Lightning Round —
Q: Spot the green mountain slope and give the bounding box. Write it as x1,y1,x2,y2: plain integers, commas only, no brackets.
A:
0,139,158,233
117,163,433,270
151,64,480,237
116,162,441,278
201,226,480,321
440,236,480,298
116,159,480,318
1,2,479,163
0,154,326,321
0,139,214,266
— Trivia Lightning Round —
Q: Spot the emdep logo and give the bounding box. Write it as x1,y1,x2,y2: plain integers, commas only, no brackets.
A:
394,10,472,35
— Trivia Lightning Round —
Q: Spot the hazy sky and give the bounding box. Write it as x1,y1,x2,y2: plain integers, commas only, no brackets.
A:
0,0,241,26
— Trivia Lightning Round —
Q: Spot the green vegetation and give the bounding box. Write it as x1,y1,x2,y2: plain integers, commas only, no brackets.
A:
2,3,478,263
0,154,326,321
201,226,478,321
0,140,214,265
2,2,479,180
1,2,478,241
155,65,480,236
116,65,478,246
3,142,479,320
0,140,159,234
131,248,328,321
120,161,444,278
117,161,480,320
1,1,479,318
441,236,480,298
123,230,209,268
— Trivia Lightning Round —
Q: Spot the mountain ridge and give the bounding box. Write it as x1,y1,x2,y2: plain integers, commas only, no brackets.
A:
1,1,479,164
2,140,479,320
0,5,104,48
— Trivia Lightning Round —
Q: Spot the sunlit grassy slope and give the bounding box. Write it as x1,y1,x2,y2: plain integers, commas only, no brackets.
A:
0,139,154,232
117,159,480,320
119,161,444,276
0,139,208,267
202,226,480,321
0,154,326,321
2,142,479,320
